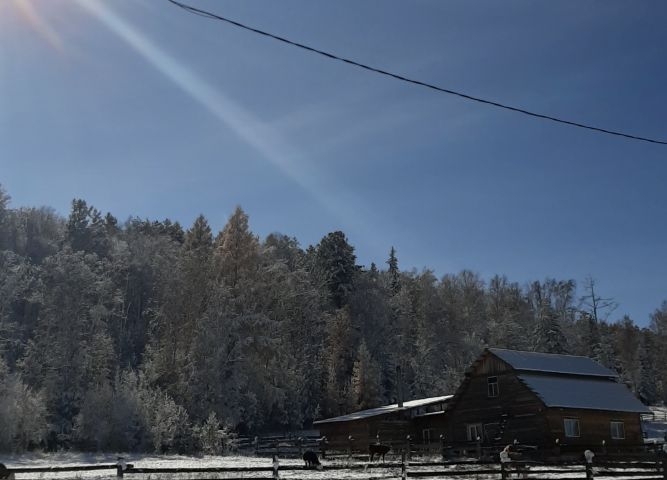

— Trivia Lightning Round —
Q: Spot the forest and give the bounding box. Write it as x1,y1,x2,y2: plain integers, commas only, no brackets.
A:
0,183,665,454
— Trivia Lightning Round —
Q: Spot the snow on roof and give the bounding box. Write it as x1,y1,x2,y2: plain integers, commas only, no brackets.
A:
489,348,618,378
313,395,452,425
518,374,651,413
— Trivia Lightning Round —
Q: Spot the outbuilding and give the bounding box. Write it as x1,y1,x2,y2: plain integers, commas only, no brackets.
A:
314,396,451,452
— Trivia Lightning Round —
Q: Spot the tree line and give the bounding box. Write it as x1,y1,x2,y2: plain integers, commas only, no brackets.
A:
0,184,665,453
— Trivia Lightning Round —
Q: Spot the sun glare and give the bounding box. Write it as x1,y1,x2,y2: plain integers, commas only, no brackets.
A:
8,0,64,52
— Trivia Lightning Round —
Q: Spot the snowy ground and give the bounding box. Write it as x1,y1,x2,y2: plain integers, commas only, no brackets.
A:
0,453,407,480
0,451,662,480
643,405,667,442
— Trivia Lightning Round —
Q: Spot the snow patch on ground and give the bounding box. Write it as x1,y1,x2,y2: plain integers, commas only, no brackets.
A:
643,405,667,442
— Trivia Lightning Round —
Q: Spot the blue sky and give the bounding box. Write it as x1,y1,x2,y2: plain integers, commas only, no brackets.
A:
1,1,665,326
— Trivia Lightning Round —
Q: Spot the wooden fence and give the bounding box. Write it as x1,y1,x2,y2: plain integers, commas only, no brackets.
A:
235,434,323,456
4,453,667,480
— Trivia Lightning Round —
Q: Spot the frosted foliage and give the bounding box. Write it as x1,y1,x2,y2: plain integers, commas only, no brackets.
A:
0,189,664,452
0,365,47,451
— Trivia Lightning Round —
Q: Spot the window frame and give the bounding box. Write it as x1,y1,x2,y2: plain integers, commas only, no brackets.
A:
564,417,580,438
487,376,499,398
467,423,483,442
610,421,625,440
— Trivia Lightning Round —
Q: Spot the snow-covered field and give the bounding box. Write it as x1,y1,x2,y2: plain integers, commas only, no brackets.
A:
0,451,663,480
0,453,407,480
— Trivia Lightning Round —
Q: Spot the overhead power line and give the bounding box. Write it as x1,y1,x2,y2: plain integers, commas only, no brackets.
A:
166,0,666,146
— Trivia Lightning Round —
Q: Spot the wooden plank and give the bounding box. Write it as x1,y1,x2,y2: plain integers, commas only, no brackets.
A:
11,465,119,473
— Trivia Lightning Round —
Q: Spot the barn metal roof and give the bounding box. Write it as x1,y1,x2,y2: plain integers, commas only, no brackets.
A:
518,374,651,413
489,348,618,378
313,395,452,425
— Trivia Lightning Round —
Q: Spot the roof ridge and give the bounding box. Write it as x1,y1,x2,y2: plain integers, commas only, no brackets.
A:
488,347,598,360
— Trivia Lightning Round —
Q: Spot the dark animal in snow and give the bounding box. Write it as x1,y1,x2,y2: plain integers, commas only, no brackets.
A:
303,450,322,469
0,464,15,480
369,443,390,461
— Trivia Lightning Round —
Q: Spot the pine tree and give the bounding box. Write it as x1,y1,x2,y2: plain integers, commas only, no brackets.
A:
313,231,357,309
0,185,11,250
387,246,400,294
65,199,110,257
638,330,659,404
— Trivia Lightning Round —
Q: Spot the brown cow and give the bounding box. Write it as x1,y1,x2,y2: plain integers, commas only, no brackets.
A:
303,450,322,469
369,443,390,462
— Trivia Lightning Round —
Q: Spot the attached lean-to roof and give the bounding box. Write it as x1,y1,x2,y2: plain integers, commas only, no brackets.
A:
518,374,651,413
489,348,618,378
313,395,452,425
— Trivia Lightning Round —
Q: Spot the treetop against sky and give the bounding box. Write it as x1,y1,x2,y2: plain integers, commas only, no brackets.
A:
1,0,665,325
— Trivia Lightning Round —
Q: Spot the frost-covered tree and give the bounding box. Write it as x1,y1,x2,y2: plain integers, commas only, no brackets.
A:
0,358,48,452
351,340,381,410
387,246,400,294
214,206,259,291
19,249,118,441
323,308,356,415
313,231,357,309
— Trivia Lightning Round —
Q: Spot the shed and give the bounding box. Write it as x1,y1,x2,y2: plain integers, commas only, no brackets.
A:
314,396,451,451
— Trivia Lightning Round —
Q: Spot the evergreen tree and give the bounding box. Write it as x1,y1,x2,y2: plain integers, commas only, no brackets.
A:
638,330,660,404
387,246,400,294
649,302,667,402
613,317,641,391
313,231,357,309
0,184,11,250
66,199,110,257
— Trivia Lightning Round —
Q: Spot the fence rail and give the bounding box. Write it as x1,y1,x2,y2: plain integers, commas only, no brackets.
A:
3,453,666,480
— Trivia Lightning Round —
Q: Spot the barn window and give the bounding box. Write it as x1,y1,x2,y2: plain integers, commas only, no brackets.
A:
564,418,580,438
487,376,499,397
467,423,483,441
610,421,625,439
422,428,435,444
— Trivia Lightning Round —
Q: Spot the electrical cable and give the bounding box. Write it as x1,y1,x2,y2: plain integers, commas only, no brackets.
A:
166,0,666,146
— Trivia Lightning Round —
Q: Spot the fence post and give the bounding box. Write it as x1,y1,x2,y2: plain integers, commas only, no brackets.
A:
348,435,354,463
440,434,446,461
297,436,303,456
272,455,280,480
476,436,482,460
116,457,126,478
406,435,412,461
501,461,508,480
584,450,595,480
401,451,408,480
254,436,259,456
320,436,327,459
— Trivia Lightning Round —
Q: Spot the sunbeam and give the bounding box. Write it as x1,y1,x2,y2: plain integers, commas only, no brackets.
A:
73,0,354,225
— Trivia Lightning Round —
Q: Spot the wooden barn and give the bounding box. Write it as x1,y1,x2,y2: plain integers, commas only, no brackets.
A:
445,348,651,452
314,396,452,452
